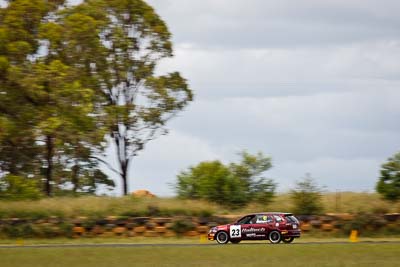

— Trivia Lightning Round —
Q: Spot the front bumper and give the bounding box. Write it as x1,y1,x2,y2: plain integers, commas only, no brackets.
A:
208,233,215,241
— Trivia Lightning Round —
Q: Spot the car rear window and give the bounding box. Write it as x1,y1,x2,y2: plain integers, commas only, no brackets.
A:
273,215,283,222
285,215,299,224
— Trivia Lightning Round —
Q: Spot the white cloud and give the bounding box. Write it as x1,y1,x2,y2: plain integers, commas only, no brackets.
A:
124,130,222,196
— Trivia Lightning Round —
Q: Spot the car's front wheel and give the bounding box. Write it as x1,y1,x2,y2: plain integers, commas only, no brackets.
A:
269,231,281,244
215,231,229,244
282,237,294,243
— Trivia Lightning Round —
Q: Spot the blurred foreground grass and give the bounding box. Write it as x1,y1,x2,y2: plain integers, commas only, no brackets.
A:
1,236,400,245
0,192,399,219
0,243,399,267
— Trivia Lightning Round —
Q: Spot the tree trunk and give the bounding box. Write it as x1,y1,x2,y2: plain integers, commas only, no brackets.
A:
115,133,130,196
45,135,54,197
72,163,79,193
121,160,129,195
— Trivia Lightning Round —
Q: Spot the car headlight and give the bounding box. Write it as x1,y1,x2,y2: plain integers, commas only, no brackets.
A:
209,227,217,233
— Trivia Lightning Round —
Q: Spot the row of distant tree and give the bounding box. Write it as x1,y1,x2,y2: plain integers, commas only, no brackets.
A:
0,0,192,196
175,150,400,208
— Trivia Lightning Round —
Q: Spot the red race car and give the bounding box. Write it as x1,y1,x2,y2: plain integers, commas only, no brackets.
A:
208,212,301,244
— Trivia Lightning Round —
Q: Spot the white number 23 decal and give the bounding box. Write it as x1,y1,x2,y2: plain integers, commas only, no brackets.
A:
230,225,241,238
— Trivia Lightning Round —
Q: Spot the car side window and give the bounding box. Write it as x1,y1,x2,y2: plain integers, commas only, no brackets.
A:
273,215,283,222
237,215,255,225
255,215,273,224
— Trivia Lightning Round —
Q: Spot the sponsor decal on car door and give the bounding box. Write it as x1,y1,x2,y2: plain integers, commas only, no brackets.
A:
241,224,267,239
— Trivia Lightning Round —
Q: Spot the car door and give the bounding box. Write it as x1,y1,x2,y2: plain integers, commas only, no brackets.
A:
241,214,269,240
230,215,253,240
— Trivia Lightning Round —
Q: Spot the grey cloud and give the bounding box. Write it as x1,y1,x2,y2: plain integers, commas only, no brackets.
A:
148,0,400,49
167,89,400,161
156,41,400,103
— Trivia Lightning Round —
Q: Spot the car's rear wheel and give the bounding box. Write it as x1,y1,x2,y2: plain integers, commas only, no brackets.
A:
269,231,281,244
282,237,294,243
215,231,229,244
230,239,241,244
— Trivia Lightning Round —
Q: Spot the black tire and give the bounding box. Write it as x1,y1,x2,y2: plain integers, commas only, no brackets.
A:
282,237,294,244
215,231,229,244
231,239,241,244
269,231,281,244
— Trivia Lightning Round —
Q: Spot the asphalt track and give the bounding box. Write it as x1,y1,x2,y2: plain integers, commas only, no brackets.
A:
1,241,399,249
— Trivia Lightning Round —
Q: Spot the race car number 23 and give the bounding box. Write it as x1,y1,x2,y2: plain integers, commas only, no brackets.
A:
230,225,241,238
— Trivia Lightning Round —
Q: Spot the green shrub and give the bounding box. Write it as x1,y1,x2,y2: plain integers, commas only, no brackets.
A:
1,225,21,238
376,152,400,201
20,224,35,238
170,219,195,235
175,151,276,208
0,175,42,200
290,175,324,215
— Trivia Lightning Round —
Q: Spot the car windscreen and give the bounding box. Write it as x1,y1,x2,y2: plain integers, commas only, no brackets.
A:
285,215,299,224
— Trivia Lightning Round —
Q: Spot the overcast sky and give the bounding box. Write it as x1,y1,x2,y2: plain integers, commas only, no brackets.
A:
113,0,399,196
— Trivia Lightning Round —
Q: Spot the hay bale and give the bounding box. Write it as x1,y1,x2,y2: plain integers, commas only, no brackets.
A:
300,223,312,232
73,226,85,234
163,231,176,237
321,224,334,231
155,226,167,233
145,221,157,230
113,227,126,235
125,223,136,230
132,190,156,198
320,216,334,223
310,220,322,228
134,226,146,233
92,225,104,235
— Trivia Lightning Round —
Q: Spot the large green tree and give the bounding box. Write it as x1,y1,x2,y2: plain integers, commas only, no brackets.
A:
0,0,111,196
0,0,60,177
1,0,192,196
60,0,193,195
376,152,400,201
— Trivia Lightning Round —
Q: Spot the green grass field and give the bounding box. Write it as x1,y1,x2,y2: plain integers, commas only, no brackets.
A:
0,243,399,267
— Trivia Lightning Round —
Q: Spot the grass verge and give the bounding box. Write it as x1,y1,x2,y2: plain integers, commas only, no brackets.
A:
0,243,399,267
